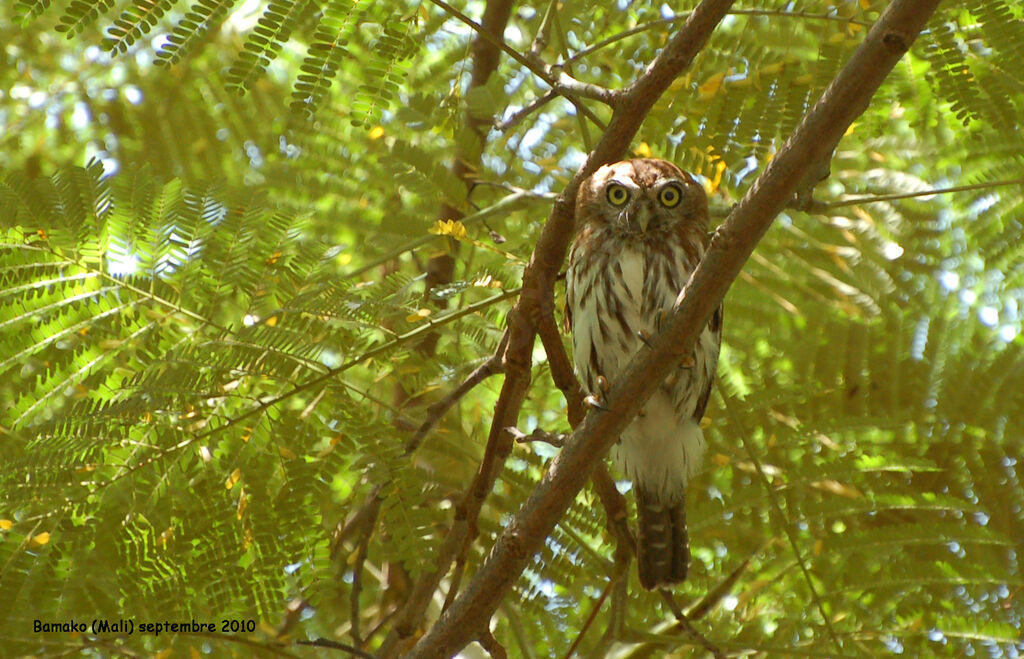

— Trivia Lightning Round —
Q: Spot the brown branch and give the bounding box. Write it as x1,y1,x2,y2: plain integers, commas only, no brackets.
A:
392,0,728,643
535,305,585,425
478,629,508,659
404,1,941,655
435,317,535,605
364,602,400,649
383,3,737,648
331,485,385,559
590,464,634,559
655,588,724,658
348,495,381,649
625,561,751,657
507,425,566,448
439,543,468,613
348,1,519,642
496,90,557,132
552,72,616,105
378,4,517,652
599,564,629,650
527,0,557,60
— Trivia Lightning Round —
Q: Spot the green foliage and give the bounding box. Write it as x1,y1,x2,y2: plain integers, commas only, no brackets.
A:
2,1,1024,657
104,0,178,54
155,0,240,66
227,0,315,94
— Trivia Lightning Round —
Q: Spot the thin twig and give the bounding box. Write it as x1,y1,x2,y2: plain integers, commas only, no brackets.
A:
405,329,509,454
495,90,557,132
562,570,617,659
331,485,385,558
811,177,1024,211
425,0,608,129
547,7,595,150
296,637,377,657
349,495,382,649
440,542,469,613
535,302,585,425
590,464,634,558
507,426,566,448
563,9,873,66
363,605,400,649
378,312,533,658
661,600,725,659
685,551,756,621
601,561,630,649
404,302,542,629
553,71,616,105
527,0,557,60
276,598,308,642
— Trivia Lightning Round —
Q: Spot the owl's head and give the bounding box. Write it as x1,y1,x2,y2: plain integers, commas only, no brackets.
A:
575,158,709,240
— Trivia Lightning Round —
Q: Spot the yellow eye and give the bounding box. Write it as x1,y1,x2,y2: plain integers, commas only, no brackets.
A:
606,183,630,206
659,185,682,208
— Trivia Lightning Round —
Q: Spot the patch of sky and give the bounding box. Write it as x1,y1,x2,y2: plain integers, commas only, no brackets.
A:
558,146,586,171
71,101,90,129
910,316,929,361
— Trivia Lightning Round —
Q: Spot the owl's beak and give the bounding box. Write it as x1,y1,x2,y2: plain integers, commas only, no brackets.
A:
628,203,653,233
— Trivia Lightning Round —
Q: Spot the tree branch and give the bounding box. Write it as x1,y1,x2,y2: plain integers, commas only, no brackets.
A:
496,90,557,132
812,176,1024,211
425,0,607,129
404,329,509,454
405,1,941,655
562,9,873,67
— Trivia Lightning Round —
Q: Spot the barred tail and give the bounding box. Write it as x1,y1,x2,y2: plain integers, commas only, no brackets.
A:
636,487,689,590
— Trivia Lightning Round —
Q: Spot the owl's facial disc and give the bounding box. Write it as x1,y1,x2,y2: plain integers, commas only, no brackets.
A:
599,168,696,235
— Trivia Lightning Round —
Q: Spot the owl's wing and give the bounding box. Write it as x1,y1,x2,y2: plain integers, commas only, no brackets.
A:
563,277,572,334
692,303,723,421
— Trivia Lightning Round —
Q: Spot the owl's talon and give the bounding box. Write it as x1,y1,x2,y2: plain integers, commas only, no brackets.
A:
680,353,696,369
584,394,608,411
637,329,654,348
596,375,611,394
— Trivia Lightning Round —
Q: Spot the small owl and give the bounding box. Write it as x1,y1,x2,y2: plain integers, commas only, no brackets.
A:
566,158,722,590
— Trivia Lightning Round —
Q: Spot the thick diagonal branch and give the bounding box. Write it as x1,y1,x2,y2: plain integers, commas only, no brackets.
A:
406,1,941,655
